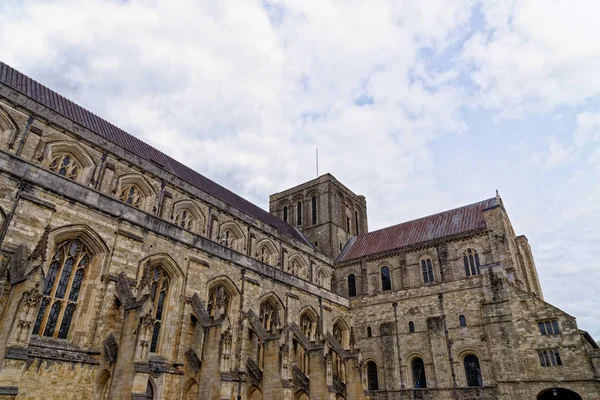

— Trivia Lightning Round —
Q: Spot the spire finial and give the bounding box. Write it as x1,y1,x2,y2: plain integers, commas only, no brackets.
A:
496,189,499,197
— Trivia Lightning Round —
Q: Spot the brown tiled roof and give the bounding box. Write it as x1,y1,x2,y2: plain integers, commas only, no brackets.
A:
0,61,311,245
338,197,499,262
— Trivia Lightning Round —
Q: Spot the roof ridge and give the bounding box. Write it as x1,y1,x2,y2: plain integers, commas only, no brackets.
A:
0,61,309,245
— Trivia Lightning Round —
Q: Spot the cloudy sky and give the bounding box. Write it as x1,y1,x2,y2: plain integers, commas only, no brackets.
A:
1,0,599,338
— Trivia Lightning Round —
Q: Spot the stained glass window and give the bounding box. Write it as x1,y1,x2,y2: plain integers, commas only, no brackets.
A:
33,239,92,339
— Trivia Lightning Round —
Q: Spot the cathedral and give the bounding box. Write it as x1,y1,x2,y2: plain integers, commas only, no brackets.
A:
0,60,598,400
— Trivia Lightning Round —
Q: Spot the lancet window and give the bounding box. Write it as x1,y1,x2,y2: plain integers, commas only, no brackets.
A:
118,184,142,208
207,285,230,319
149,266,169,353
421,258,434,284
174,209,193,230
463,248,481,277
33,239,91,339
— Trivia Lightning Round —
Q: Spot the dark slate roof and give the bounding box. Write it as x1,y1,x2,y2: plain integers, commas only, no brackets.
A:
0,61,311,246
338,197,500,262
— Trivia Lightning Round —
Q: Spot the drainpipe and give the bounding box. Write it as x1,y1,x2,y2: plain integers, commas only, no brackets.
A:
0,178,29,248
392,302,405,397
93,151,108,189
438,294,458,400
12,116,34,155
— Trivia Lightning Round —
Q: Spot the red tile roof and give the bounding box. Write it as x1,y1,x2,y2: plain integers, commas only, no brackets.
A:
0,61,311,245
338,197,499,262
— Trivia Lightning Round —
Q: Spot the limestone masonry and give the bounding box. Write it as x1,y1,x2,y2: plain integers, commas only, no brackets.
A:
0,61,597,400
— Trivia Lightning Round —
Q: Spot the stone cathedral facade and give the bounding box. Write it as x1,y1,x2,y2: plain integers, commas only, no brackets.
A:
0,60,597,400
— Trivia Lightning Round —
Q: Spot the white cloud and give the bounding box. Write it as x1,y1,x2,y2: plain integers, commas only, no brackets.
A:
574,111,600,147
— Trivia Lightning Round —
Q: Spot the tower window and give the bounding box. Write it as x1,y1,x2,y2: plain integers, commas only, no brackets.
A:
348,274,357,297
367,326,372,337
346,216,351,233
409,321,415,333
354,210,359,236
381,266,391,291
459,315,467,327
311,196,317,225
463,248,481,277
297,201,302,225
412,357,427,388
366,361,379,390
283,206,288,223
421,258,434,284
464,355,483,387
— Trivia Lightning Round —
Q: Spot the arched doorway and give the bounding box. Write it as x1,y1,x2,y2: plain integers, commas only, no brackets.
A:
537,388,582,400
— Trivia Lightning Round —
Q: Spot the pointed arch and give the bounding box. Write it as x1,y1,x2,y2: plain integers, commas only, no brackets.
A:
115,173,156,211
94,369,111,400
206,275,241,320
183,378,199,400
332,317,350,350
258,292,284,332
139,253,184,279
219,221,245,252
315,266,331,289
256,238,277,266
287,254,308,279
0,106,18,147
48,224,110,257
299,305,319,341
43,140,97,184
172,200,205,233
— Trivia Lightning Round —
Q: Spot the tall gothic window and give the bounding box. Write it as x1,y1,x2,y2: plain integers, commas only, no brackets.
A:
354,210,359,235
174,209,193,230
366,361,379,390
289,260,299,277
297,201,302,225
348,274,357,297
221,230,236,250
311,196,317,225
421,258,434,284
412,357,427,388
150,266,169,353
463,248,481,277
118,184,142,208
49,153,80,180
33,239,91,339
283,206,288,223
464,355,483,387
381,266,391,291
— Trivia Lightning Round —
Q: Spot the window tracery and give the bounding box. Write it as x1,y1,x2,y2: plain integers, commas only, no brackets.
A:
207,285,230,319
33,238,91,339
149,266,169,353
421,258,434,284
300,311,317,341
118,184,142,208
259,246,272,265
259,299,279,332
49,153,80,180
174,209,193,230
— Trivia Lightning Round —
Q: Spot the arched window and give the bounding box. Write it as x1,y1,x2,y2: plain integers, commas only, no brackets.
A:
381,266,391,291
367,326,372,337
283,206,288,223
348,274,357,297
409,321,415,333
366,361,379,390
118,184,142,208
311,196,317,225
333,319,349,349
459,315,467,327
221,229,240,251
259,246,272,266
412,357,427,388
354,210,359,235
149,266,169,353
259,299,279,332
464,355,483,387
174,209,193,230
463,248,481,277
33,238,92,339
207,285,230,319
300,311,317,341
297,201,302,225
421,258,434,284
289,260,299,276
49,153,80,180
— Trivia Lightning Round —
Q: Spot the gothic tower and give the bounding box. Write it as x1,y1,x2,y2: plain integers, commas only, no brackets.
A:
269,173,368,259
